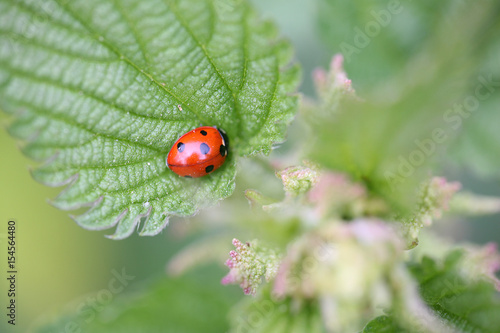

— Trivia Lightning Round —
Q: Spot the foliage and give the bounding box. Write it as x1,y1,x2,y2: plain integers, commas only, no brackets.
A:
361,316,401,333
407,250,500,333
0,0,299,239
362,250,500,333
1,0,499,332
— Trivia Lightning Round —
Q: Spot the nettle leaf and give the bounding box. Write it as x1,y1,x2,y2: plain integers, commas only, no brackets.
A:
407,250,500,333
363,251,500,333
0,0,300,238
228,286,325,333
361,315,400,333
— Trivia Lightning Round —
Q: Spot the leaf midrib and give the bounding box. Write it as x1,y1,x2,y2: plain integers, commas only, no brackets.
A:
109,0,148,65
167,0,241,132
53,0,209,125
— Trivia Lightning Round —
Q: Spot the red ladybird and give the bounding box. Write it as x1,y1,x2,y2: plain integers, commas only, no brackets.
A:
166,126,228,178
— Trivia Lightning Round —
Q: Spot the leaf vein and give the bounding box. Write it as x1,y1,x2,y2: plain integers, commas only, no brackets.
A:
53,0,208,124
3,95,165,154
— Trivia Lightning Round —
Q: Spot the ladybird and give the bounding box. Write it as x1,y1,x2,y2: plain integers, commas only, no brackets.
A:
166,126,228,178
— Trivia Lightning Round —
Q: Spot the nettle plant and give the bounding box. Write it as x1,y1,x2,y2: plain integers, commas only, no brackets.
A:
1,0,500,332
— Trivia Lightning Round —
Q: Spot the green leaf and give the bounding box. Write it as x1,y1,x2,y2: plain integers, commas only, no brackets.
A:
228,288,325,333
363,250,500,333
36,266,242,333
361,315,400,333
0,0,300,238
407,250,500,333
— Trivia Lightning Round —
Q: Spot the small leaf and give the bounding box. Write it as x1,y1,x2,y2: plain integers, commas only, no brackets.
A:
407,250,500,333
365,250,500,332
228,285,325,333
361,315,400,333
0,0,300,238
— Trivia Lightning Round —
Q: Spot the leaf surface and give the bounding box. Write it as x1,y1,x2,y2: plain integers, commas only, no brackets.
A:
0,0,299,238
407,250,500,333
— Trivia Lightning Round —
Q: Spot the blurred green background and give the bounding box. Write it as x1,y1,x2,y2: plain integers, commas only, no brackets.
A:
1,0,500,332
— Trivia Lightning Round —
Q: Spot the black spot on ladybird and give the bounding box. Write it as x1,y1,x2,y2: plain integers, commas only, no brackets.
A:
184,175,192,178
200,130,207,136
205,165,214,173
177,142,185,152
219,144,226,156
200,143,210,154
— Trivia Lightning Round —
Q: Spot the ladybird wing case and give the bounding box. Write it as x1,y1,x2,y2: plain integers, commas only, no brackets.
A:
167,126,228,178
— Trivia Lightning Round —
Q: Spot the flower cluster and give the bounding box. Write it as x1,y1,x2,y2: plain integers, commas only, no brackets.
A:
273,219,407,331
313,54,355,102
276,165,320,199
224,219,450,332
463,242,500,290
221,239,281,296
400,176,461,247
